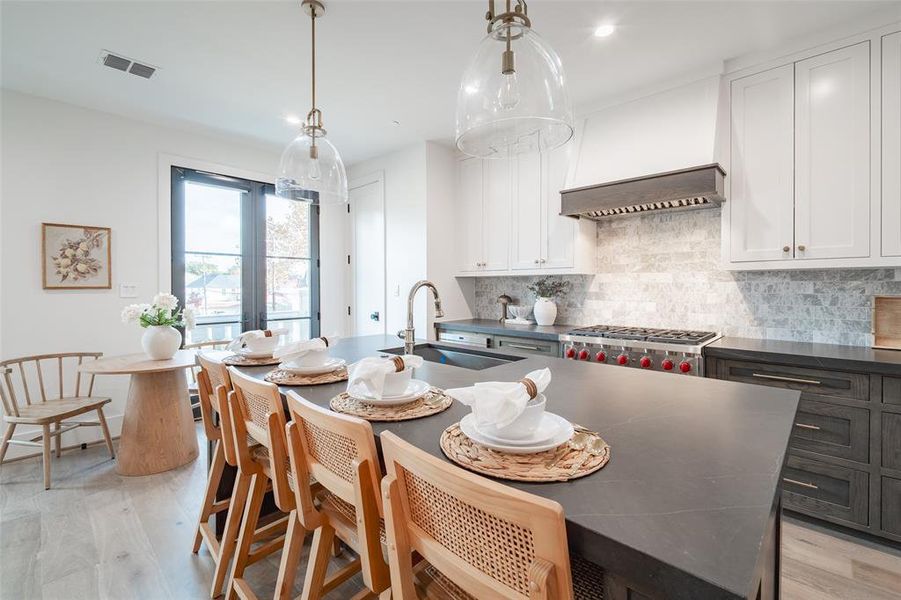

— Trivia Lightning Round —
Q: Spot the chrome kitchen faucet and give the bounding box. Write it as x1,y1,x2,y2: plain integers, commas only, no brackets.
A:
398,280,444,354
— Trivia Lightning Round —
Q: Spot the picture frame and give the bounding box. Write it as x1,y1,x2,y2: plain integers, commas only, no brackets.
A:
41,222,112,290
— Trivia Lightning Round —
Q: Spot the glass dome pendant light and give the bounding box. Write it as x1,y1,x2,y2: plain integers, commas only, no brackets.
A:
455,0,574,159
276,0,348,204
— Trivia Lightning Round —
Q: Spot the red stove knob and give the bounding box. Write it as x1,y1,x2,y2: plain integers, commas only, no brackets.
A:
639,356,652,369
679,361,692,373
578,349,590,361
661,358,675,371
565,347,576,359
617,354,629,365
595,351,607,362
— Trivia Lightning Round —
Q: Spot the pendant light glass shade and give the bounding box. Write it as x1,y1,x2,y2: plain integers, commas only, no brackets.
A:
456,21,574,158
276,130,348,204
275,0,347,205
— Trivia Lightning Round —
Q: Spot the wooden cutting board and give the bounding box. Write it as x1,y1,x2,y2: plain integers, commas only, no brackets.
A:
873,296,901,350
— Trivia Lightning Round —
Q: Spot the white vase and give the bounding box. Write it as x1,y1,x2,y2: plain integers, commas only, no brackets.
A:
533,297,558,326
141,325,182,360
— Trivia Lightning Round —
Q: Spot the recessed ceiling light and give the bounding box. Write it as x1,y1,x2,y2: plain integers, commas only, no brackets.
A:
284,114,302,125
594,24,616,38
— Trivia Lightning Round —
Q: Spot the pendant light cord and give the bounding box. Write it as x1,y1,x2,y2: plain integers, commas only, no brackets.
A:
310,4,316,114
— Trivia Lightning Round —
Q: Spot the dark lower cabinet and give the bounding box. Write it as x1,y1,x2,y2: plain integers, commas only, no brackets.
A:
782,455,869,526
882,477,901,536
707,354,901,544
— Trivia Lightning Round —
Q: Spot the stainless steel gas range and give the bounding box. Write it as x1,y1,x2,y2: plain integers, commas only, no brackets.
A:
558,325,721,376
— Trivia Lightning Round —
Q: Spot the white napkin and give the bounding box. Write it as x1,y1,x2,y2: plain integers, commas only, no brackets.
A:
446,368,551,429
226,328,288,352
273,335,341,362
347,354,424,399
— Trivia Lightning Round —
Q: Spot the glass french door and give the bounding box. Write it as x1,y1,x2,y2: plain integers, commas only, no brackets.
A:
171,167,320,344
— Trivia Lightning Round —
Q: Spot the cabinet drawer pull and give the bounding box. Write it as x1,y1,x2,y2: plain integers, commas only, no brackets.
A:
752,373,821,385
794,422,821,431
783,477,819,490
506,343,542,351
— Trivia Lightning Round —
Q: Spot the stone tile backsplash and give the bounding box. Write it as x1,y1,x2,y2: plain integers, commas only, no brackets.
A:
473,208,901,346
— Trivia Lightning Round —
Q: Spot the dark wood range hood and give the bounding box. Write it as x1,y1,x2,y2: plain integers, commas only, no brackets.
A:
560,163,726,220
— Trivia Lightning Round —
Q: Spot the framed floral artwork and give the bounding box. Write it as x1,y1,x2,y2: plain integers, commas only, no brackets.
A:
42,223,112,289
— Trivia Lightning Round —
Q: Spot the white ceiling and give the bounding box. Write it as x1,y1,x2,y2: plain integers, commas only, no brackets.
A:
3,1,899,165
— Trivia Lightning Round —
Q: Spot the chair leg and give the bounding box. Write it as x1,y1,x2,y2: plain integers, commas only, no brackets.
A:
96,408,115,459
54,421,61,458
41,424,51,490
226,472,267,600
193,440,225,554
210,471,252,599
0,423,16,465
275,510,307,600
301,523,336,600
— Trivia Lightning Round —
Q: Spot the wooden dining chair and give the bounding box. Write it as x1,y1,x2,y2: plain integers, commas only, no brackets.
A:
184,340,230,418
283,391,391,600
0,352,115,490
192,352,245,598
225,368,297,600
380,431,606,600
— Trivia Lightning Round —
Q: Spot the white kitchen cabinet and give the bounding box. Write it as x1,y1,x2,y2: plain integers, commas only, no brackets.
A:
542,149,577,268
725,40,882,269
883,32,901,257
456,157,484,272
794,41,870,260
510,152,542,270
729,65,795,262
482,158,511,271
454,150,595,276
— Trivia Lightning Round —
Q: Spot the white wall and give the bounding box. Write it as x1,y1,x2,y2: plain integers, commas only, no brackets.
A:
425,142,474,329
344,141,473,342
0,90,348,457
347,143,429,339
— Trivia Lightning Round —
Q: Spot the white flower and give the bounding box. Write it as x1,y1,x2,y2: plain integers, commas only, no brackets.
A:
152,293,179,311
121,303,150,324
183,307,196,330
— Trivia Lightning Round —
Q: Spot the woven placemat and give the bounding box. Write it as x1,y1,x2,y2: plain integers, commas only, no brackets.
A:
329,388,453,422
222,354,282,367
439,424,610,482
265,367,348,386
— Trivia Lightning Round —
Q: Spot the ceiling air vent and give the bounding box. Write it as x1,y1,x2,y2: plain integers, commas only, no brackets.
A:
97,50,157,80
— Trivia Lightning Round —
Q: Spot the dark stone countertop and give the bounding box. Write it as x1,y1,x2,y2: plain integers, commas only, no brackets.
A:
705,337,901,377
436,318,574,341
229,334,800,600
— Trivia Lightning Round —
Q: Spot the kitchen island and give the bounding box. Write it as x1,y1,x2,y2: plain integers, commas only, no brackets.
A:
221,334,801,600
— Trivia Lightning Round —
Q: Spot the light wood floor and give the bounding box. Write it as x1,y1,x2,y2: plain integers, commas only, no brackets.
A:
2,426,900,600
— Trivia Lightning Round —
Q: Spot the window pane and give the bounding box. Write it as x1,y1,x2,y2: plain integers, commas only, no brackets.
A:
266,194,311,258
186,322,241,345
185,253,242,321
265,258,311,321
185,182,243,254
268,318,311,343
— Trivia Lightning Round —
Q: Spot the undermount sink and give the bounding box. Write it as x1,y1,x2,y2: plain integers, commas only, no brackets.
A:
381,343,525,371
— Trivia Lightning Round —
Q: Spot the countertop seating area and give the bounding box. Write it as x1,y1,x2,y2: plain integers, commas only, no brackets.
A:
192,354,613,599
0,352,116,490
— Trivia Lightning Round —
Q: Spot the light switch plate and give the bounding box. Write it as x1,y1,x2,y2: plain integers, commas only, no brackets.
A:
119,284,138,298
394,284,400,297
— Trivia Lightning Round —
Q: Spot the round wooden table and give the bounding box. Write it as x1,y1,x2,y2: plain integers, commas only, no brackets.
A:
79,350,198,476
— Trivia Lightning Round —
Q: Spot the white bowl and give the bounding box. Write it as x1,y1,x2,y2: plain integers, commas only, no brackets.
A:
508,305,532,320
287,348,329,367
480,394,547,441
244,335,279,354
383,367,413,396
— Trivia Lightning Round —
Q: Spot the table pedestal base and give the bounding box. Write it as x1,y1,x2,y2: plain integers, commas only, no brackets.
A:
117,370,198,476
